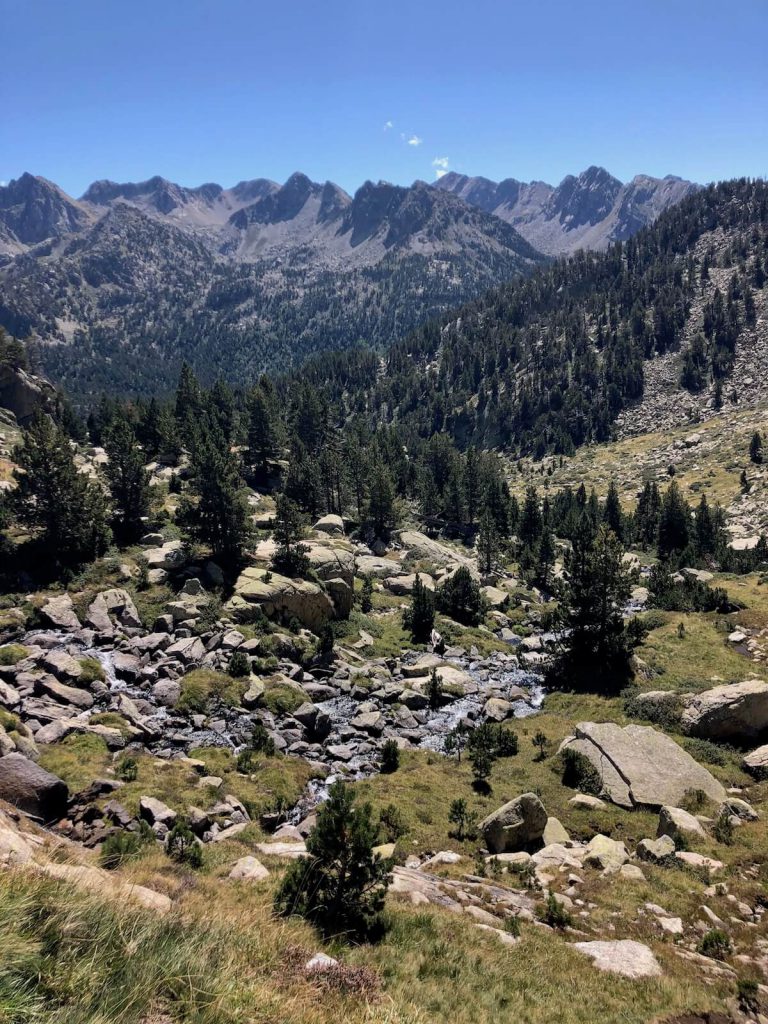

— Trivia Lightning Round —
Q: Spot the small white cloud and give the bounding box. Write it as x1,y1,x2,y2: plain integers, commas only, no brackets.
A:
0,180,6,187
432,157,449,179
383,120,393,131
407,134,423,147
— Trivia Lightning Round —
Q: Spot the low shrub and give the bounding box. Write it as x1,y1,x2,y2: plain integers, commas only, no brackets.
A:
560,747,602,795
379,739,400,774
537,893,572,929
697,928,731,959
178,669,246,713
0,644,28,666
78,657,106,684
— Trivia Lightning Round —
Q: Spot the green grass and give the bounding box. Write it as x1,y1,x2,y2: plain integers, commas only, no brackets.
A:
352,907,731,1024
637,609,768,692
77,657,105,684
261,682,306,716
38,733,320,823
177,669,248,713
0,644,28,666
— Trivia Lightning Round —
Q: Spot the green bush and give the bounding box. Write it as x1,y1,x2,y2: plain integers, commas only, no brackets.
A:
537,893,572,929
116,756,139,782
262,683,304,716
99,829,145,869
623,689,683,731
227,650,250,677
0,644,28,666
379,739,400,774
378,803,408,842
683,737,731,766
166,819,203,869
78,657,106,684
561,747,602,795
178,669,245,713
697,928,731,959
274,781,391,941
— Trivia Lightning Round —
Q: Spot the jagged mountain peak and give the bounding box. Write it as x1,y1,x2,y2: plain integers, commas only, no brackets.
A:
0,173,93,251
433,165,698,254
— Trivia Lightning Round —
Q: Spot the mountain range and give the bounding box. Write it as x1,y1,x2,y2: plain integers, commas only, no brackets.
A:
0,166,697,399
434,165,698,255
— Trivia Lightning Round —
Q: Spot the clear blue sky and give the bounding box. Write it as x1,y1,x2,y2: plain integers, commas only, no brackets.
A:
2,0,766,196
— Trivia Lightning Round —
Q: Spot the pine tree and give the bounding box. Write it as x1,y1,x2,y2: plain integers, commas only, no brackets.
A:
427,667,443,709
12,412,111,570
536,526,556,588
273,781,391,940
247,384,280,478
436,566,484,626
272,493,310,577
657,481,692,561
174,362,204,442
602,480,624,541
177,424,253,561
464,446,480,525
548,524,638,693
476,509,500,576
406,574,435,643
103,417,152,544
518,485,542,546
367,462,396,537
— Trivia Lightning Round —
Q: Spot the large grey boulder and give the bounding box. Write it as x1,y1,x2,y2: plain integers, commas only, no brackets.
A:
144,540,187,571
583,834,628,873
0,752,68,822
305,543,356,588
559,722,725,809
680,679,768,740
572,940,661,979
657,805,706,841
85,589,141,633
0,365,59,425
313,514,344,536
397,530,477,576
226,567,334,631
479,793,547,853
39,594,81,631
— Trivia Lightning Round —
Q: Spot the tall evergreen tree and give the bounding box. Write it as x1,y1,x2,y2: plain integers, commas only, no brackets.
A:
367,462,397,537
103,417,152,544
548,524,639,692
247,384,280,477
657,481,692,561
602,480,624,541
178,424,253,561
477,509,500,576
12,412,111,570
518,485,542,546
272,494,310,577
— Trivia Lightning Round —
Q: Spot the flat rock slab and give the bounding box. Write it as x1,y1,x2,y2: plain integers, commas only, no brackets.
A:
560,722,725,809
572,939,662,979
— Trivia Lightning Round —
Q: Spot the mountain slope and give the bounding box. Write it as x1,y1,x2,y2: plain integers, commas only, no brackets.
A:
298,179,768,456
434,166,698,255
0,173,544,398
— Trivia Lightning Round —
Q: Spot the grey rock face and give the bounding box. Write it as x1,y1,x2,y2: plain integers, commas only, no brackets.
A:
0,752,69,821
559,722,725,809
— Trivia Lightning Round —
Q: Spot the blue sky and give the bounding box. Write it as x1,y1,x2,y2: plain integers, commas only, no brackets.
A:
2,0,766,196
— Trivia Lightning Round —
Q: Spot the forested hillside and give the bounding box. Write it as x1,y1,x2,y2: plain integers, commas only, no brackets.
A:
296,179,768,457
0,175,544,399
